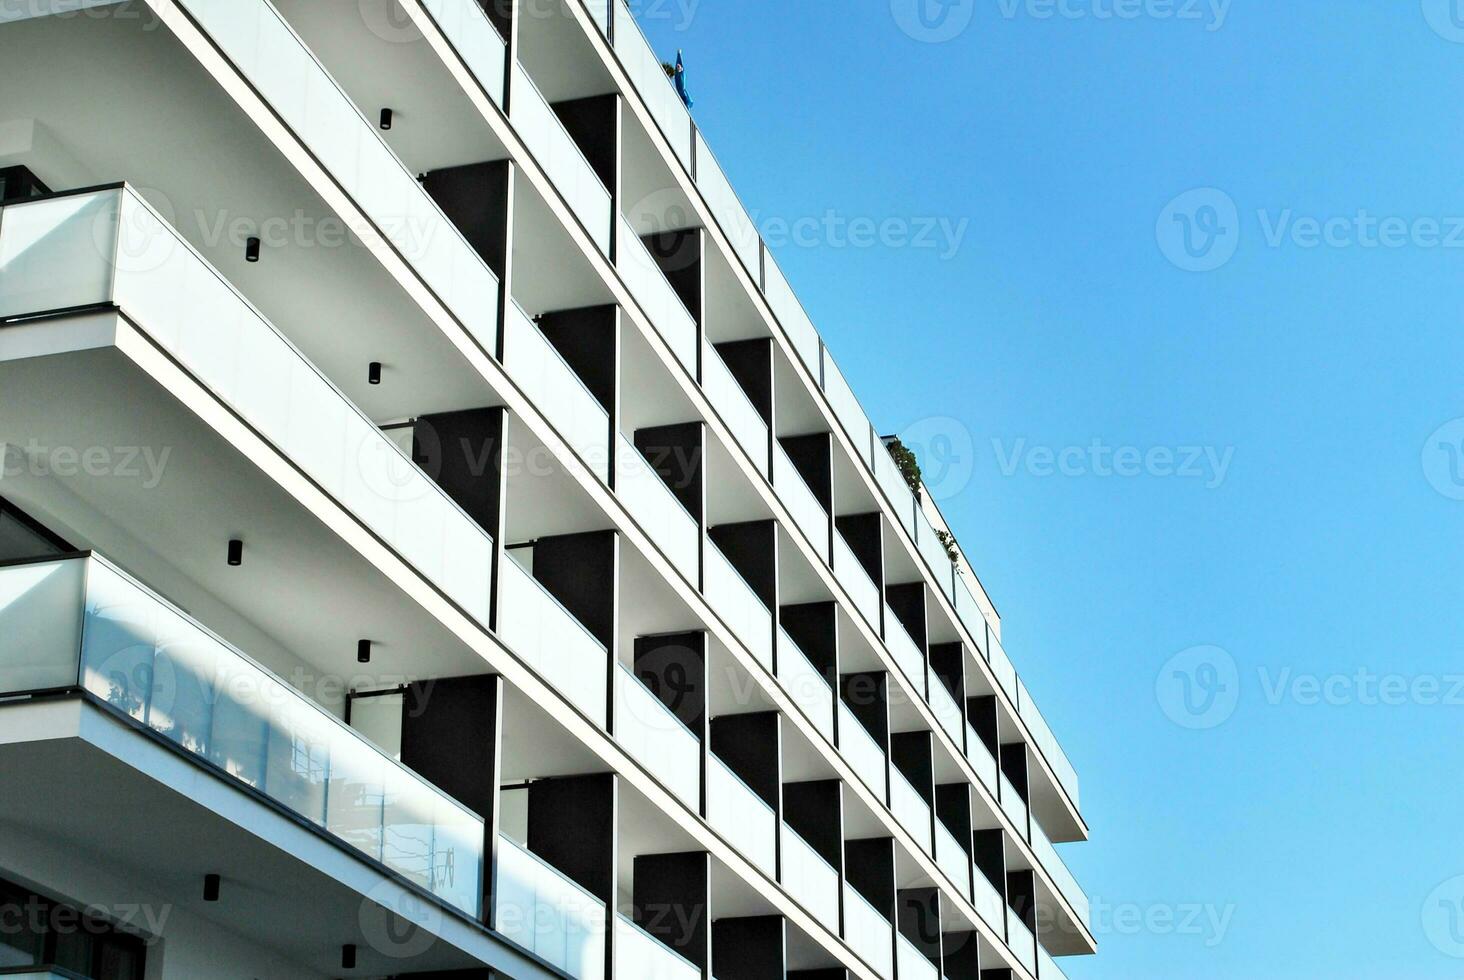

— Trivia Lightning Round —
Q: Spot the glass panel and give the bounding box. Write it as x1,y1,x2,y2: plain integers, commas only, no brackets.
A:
693,133,759,277
1019,676,1081,809
953,574,989,660
502,300,611,482
833,532,880,630
915,507,954,602
706,754,775,875
616,435,699,583
973,867,1005,933
896,934,939,980
1000,773,1029,841
702,340,769,477
778,823,838,923
612,0,693,167
0,192,116,318
1032,816,1090,928
510,63,613,254
349,692,405,760
615,913,700,980
988,633,1019,704
776,628,833,742
872,440,917,539
0,558,84,694
841,882,893,977
617,214,697,376
1007,907,1037,975
773,443,829,562
889,766,932,854
420,0,508,106
614,663,700,807
703,540,772,670
498,551,609,727
883,607,926,698
935,821,971,899
1040,945,1071,980
761,251,821,380
837,701,887,801
822,356,872,465
929,676,963,746
496,836,607,979
965,725,997,796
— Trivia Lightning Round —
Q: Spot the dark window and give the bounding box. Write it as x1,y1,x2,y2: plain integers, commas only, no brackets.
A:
0,876,146,979
0,499,73,563
0,166,50,206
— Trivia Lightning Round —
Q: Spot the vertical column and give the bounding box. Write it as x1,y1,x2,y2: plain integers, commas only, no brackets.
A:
885,581,929,697
707,520,779,662
715,337,774,471
713,916,785,980
633,851,711,975
645,228,706,381
634,631,709,811
527,773,618,980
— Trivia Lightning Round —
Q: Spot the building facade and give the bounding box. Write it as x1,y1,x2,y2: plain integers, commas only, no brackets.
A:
0,1,1092,978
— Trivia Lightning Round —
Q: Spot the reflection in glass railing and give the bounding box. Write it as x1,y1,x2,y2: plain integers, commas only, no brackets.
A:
418,0,507,105
779,823,839,923
777,628,834,742
511,63,612,254
1000,773,1030,841
499,551,609,727
616,435,699,583
496,835,606,978
702,340,770,477
883,607,926,698
612,0,692,167
0,555,486,916
179,0,501,349
707,754,776,875
1032,816,1090,928
503,301,611,482
615,663,700,807
773,444,830,562
0,188,498,629
615,913,700,980
896,933,938,980
833,533,880,630
837,701,888,801
1019,676,1082,810
704,540,772,670
617,214,698,377
1007,907,1038,975
935,821,971,900
841,882,894,977
890,767,933,854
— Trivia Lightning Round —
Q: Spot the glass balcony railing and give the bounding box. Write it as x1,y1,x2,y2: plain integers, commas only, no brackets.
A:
180,0,500,350
1033,816,1091,929
702,340,770,477
1019,676,1082,811
503,300,611,483
704,539,773,671
617,214,698,377
1000,773,1030,842
914,507,955,603
973,868,1005,935
707,754,776,876
611,0,693,167
773,443,830,562
988,633,1020,705
896,934,938,980
934,821,972,901
0,554,484,916
614,663,700,808
778,823,839,923
1040,945,1071,980
1007,907,1038,976
883,607,927,698
953,573,989,661
495,835,606,978
841,882,894,977
837,701,887,801
929,676,964,748
0,187,498,628
776,628,835,743
966,726,998,797
616,434,699,584
693,133,761,279
890,766,933,855
499,551,609,727
872,442,918,541
822,356,873,466
761,250,822,380
584,0,610,36
418,0,507,106
510,62,613,254
615,913,700,980
833,532,880,630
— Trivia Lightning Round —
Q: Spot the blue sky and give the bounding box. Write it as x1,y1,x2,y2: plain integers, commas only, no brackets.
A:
643,2,1464,976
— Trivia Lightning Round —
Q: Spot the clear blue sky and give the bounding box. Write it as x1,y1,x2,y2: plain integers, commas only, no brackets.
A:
644,2,1464,977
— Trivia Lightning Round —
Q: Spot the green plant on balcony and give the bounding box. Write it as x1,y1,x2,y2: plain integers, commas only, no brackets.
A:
935,529,962,571
885,437,923,495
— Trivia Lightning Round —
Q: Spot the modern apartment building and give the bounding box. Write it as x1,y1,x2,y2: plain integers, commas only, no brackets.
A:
0,2,1093,978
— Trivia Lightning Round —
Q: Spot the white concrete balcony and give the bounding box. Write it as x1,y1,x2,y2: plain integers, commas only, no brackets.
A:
706,753,776,876
704,538,772,671
833,532,881,630
615,434,699,584
896,933,938,980
1019,676,1082,814
929,675,965,748
773,442,830,563
836,701,887,802
1033,817,1091,933
841,882,894,977
935,820,972,902
778,823,838,924
499,550,610,727
1000,773,1030,841
1007,907,1038,976
776,627,834,743
890,766,933,856
703,339,770,478
495,834,607,979
883,606,927,698
973,869,1006,935
614,913,699,980
614,662,700,808
609,0,692,168
966,726,999,796
617,215,698,377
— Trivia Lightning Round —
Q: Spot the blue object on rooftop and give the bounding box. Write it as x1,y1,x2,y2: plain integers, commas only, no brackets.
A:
674,49,693,108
